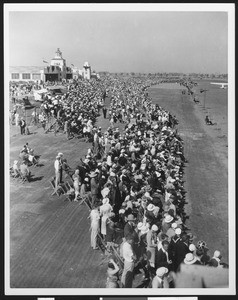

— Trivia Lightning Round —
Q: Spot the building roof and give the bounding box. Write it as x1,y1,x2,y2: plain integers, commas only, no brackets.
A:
10,66,44,73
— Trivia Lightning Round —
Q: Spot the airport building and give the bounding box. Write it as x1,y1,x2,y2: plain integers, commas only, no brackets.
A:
43,48,72,82
9,66,44,82
9,48,98,83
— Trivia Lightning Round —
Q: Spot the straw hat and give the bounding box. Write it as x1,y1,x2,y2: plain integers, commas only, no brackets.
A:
89,172,98,178
156,267,168,277
151,224,159,232
171,222,178,229
147,204,155,211
189,244,196,252
164,214,174,223
214,250,222,258
140,225,149,235
127,214,136,221
137,222,143,230
184,253,197,265
175,228,182,235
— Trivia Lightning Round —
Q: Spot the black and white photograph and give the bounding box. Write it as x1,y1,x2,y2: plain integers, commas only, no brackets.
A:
4,3,235,296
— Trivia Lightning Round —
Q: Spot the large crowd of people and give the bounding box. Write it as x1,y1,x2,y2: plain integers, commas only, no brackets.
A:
10,75,228,288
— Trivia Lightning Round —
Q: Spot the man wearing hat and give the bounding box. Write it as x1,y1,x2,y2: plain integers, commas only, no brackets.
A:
155,240,173,271
124,214,139,248
169,228,181,261
208,250,223,268
145,203,156,226
151,267,169,288
163,196,176,216
174,233,190,271
183,253,199,265
161,214,174,234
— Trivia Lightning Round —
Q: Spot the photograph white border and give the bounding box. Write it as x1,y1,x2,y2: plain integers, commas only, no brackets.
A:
4,2,236,296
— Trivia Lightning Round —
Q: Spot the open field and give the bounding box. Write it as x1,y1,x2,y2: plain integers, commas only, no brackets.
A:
8,82,229,289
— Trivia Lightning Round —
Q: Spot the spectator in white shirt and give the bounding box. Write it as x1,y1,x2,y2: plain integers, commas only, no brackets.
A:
121,235,136,288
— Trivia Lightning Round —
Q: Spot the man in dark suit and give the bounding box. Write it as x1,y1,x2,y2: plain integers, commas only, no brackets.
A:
174,233,190,271
155,240,173,271
124,214,136,238
168,227,181,271
124,214,139,256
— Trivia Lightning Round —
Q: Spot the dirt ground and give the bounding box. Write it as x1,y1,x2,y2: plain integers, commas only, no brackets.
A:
9,102,112,288
8,83,229,289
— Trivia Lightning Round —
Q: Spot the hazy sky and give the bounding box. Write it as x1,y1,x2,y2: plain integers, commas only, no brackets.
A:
8,11,228,73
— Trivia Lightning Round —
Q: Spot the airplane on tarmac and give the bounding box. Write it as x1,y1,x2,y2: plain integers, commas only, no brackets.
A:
210,82,228,89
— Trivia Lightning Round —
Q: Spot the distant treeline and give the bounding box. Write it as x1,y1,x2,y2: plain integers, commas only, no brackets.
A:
98,71,228,80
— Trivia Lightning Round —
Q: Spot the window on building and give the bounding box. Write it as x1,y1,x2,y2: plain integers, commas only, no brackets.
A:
32,73,41,80
22,73,31,79
11,73,19,79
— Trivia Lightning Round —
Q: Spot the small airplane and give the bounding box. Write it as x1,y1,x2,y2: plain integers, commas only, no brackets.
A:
210,82,228,89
